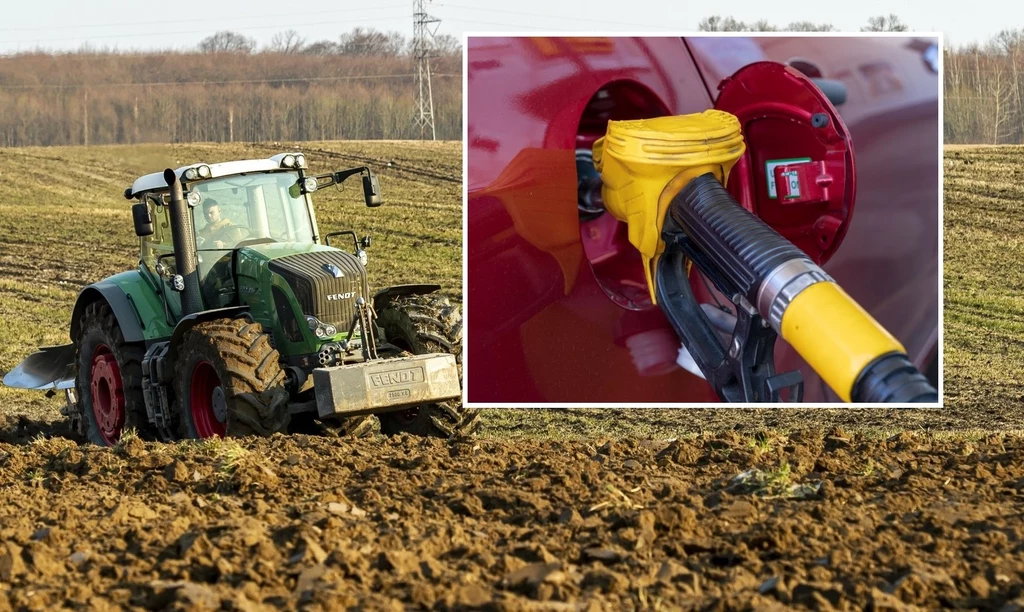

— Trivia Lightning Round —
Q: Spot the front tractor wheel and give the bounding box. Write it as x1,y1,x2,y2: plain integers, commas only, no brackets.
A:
74,302,151,446
176,318,290,439
376,294,478,438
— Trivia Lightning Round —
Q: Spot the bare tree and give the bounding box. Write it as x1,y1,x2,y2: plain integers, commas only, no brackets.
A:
989,63,1014,143
199,31,257,53
995,28,1024,53
944,44,967,142
749,19,779,32
699,16,750,31
862,14,909,32
338,27,406,56
698,15,833,32
268,30,306,54
995,30,1024,143
303,40,340,56
431,34,462,57
786,21,836,32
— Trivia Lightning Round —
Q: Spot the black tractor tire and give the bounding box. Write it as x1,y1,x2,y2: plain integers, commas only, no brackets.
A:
74,301,153,446
176,318,290,439
375,294,478,438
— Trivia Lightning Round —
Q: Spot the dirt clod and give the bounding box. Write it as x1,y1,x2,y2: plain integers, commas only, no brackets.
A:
581,567,628,594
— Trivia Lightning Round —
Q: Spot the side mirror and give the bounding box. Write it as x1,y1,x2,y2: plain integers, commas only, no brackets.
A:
132,202,154,237
362,174,383,207
360,236,371,249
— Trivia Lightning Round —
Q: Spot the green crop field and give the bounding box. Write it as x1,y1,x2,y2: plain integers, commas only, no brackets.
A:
944,145,1024,420
0,141,461,417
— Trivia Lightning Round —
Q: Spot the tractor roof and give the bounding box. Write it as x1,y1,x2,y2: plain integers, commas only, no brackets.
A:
127,153,302,199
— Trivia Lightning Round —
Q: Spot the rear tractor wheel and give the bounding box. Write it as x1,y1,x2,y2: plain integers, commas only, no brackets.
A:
176,318,290,439
375,294,478,438
74,302,152,446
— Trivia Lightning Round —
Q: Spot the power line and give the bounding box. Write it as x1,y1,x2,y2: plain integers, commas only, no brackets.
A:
0,5,408,33
438,3,669,29
0,41,463,61
0,73,459,90
441,18,551,31
0,15,410,46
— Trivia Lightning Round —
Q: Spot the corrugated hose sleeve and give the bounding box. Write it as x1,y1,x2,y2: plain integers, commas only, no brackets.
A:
669,173,811,304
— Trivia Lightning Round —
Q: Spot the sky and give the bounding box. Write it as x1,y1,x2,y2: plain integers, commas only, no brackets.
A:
0,0,1013,54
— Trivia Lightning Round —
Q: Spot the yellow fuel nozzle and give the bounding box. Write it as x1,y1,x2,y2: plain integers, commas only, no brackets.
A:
593,110,746,302
595,111,936,404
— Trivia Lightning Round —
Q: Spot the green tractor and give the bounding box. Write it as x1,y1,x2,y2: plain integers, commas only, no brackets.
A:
3,152,474,445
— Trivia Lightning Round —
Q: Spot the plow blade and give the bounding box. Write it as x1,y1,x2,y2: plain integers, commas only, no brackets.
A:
312,353,461,418
2,344,75,390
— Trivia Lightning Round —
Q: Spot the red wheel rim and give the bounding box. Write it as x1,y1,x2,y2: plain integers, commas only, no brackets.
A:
190,361,226,438
90,344,125,445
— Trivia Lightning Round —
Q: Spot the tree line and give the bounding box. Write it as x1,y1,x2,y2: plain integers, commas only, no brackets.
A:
198,28,461,57
0,28,461,146
946,30,1024,144
698,13,909,32
5,20,1024,146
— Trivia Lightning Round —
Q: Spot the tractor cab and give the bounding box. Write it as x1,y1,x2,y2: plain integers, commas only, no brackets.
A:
129,153,380,313
191,170,318,309
191,171,316,250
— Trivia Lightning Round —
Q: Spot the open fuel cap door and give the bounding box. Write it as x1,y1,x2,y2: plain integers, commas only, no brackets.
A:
715,61,855,264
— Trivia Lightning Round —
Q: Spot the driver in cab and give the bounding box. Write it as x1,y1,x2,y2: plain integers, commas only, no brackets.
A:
197,198,234,248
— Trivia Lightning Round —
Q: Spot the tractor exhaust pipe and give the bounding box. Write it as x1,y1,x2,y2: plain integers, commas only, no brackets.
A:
164,168,203,315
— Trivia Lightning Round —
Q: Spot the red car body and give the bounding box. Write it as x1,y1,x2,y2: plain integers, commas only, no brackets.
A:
466,36,939,404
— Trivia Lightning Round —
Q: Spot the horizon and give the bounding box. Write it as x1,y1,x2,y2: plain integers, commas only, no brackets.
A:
0,0,1016,56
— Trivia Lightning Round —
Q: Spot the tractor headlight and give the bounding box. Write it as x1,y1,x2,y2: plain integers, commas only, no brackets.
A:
324,324,337,337
306,315,319,330
186,191,202,207
184,168,199,181
282,154,296,168
314,326,327,338
357,249,368,266
295,154,306,168
302,177,318,193
197,164,212,178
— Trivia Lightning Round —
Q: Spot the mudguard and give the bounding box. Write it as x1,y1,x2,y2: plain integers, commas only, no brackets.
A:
70,280,146,343
372,284,441,312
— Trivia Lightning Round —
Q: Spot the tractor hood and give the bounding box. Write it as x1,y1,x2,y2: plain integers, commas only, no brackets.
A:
232,243,370,354
237,241,345,262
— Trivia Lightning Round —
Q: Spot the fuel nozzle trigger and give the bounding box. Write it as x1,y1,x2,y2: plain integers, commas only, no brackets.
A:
656,216,803,403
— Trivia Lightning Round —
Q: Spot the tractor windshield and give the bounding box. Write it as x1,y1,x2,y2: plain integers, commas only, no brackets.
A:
191,171,313,250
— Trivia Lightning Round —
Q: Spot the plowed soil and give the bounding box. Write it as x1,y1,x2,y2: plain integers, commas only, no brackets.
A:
2,426,1023,611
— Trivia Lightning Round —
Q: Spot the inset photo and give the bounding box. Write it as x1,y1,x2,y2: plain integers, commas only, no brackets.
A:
465,35,940,405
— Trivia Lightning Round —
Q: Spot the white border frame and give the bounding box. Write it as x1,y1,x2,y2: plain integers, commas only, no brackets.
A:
461,31,944,409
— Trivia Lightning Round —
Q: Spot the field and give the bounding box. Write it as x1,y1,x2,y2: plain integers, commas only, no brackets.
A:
2,143,1024,609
